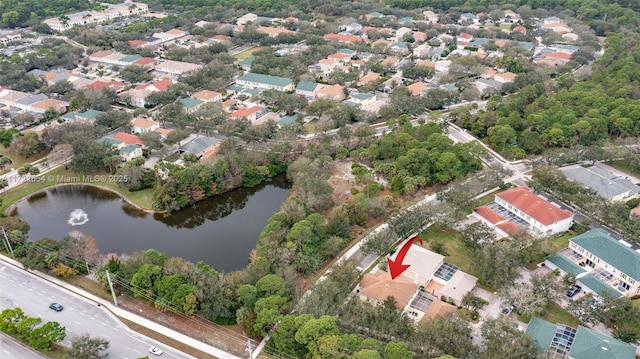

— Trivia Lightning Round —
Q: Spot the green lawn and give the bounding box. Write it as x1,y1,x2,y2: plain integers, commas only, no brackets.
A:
606,159,640,179
303,119,319,135
0,166,155,214
420,224,473,273
233,46,268,60
0,146,47,169
533,302,581,327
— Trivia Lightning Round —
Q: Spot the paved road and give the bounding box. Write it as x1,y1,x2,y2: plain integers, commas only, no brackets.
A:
0,332,46,359
0,264,194,359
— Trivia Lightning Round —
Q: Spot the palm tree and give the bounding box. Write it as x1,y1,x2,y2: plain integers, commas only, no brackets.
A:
128,3,138,14
59,15,70,27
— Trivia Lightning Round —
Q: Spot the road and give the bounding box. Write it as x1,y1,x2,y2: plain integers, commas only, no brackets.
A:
0,264,194,359
1,332,47,359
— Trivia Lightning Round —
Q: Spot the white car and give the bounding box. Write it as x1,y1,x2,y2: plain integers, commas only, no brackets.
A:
149,347,163,356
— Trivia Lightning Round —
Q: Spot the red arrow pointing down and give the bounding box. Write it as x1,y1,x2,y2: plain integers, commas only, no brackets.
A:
387,236,423,280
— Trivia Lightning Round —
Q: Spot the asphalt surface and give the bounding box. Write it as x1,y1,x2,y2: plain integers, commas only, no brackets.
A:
0,263,192,359
0,332,47,359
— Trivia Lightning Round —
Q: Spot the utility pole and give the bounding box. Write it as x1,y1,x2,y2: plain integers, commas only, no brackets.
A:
245,339,253,359
1,227,14,257
105,270,118,306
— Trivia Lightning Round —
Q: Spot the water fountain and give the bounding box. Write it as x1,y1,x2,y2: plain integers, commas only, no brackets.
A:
67,209,89,226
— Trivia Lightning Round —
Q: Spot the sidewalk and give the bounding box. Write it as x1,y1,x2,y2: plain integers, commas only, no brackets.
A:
0,254,241,359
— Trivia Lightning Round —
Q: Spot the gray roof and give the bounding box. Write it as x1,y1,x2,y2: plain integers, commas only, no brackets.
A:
476,78,502,89
277,115,299,126
571,229,640,282
120,54,142,63
97,137,124,146
560,165,639,200
16,94,47,106
351,93,375,101
179,136,219,155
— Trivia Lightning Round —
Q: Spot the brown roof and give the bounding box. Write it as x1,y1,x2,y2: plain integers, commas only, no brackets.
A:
497,221,519,235
359,72,380,84
317,84,344,98
496,187,572,226
497,72,517,81
131,117,157,129
407,82,428,96
422,300,457,320
166,29,186,35
458,32,473,40
632,207,640,216
112,132,144,146
323,33,367,43
135,57,156,66
230,106,263,118
474,205,506,224
90,50,113,58
31,98,67,111
128,40,146,47
360,271,419,309
381,56,399,67
413,31,428,42
543,52,572,60
192,90,221,102
256,27,294,35
152,79,173,91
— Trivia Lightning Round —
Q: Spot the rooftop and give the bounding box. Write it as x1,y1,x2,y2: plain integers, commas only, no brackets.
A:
496,187,573,226
359,270,419,309
561,165,640,200
237,73,293,88
570,229,640,282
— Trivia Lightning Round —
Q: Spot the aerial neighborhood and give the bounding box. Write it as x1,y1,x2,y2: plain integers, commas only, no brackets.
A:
0,0,639,358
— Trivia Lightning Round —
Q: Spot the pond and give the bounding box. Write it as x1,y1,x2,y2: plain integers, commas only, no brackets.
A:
10,176,290,272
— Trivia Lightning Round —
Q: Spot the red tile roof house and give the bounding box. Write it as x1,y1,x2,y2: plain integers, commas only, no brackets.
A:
112,132,145,148
474,187,574,237
322,33,368,44
229,106,267,122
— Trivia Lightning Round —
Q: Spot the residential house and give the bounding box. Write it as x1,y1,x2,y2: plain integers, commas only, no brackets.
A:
395,27,412,40
112,132,144,147
473,187,574,237
62,109,104,123
457,32,474,44
475,78,503,93
123,78,174,107
0,90,29,107
192,90,222,103
540,51,572,65
545,229,640,297
31,99,68,114
423,11,439,24
155,60,203,75
357,72,380,86
317,84,345,101
276,114,299,128
229,106,268,122
525,317,635,359
236,73,294,92
209,35,231,44
256,26,295,38
177,98,204,113
494,72,517,83
434,60,451,73
322,33,367,44
178,136,219,158
413,31,428,42
389,42,410,56
341,22,363,34
119,144,143,162
348,93,376,107
364,11,384,21
131,117,159,134
413,43,432,58
503,10,521,23
96,137,125,149
237,13,258,25
480,68,497,79
513,25,527,34
43,2,148,32
407,82,429,96
358,270,419,309
0,30,21,45
238,56,255,71
560,165,640,202
295,81,322,100
15,94,48,111
327,53,352,63
459,13,479,24
372,38,392,51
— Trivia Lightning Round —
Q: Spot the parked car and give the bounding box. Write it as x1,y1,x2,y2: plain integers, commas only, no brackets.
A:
567,285,582,298
149,347,163,356
49,303,63,312
501,305,514,315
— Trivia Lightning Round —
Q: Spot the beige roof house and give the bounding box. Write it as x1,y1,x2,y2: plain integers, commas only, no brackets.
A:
439,271,478,305
358,270,420,309
317,84,345,101
391,243,445,285
192,90,222,102
358,72,381,86
407,82,428,96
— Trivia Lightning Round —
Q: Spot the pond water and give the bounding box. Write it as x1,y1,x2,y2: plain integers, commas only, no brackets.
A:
11,176,289,272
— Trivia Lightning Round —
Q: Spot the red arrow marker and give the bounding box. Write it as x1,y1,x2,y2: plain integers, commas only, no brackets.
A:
388,236,423,280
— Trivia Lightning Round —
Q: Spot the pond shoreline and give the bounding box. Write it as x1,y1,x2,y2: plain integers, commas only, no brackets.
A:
5,183,158,217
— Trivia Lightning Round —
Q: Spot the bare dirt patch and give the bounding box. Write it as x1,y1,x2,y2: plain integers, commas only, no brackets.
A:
328,160,355,204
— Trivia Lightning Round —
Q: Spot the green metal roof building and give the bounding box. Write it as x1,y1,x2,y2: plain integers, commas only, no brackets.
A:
526,317,635,359
236,73,294,92
570,229,640,282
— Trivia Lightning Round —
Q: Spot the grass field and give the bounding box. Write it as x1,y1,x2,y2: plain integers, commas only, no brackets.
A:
519,301,580,327
0,166,155,214
420,224,472,273
233,46,268,60
0,146,46,169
